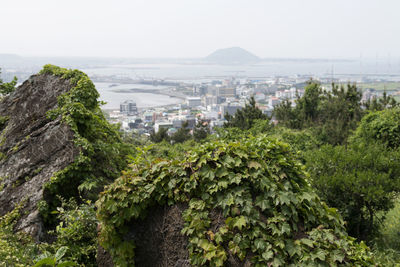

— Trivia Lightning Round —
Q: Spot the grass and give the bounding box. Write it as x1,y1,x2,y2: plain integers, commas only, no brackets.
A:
358,82,400,91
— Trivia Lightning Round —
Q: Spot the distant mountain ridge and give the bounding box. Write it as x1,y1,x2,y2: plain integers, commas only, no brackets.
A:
204,47,260,64
0,54,21,60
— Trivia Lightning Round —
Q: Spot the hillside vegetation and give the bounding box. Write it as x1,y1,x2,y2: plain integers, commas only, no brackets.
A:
0,68,399,266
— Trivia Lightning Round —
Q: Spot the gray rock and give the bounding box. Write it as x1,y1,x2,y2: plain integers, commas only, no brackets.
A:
0,73,79,241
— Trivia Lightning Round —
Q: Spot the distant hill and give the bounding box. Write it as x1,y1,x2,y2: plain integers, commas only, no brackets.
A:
204,47,260,64
0,54,21,60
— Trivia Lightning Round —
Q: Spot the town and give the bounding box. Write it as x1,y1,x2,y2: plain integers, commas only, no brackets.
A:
104,74,400,137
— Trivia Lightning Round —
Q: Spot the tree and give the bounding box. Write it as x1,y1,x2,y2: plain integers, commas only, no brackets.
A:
0,68,17,96
305,143,400,242
150,127,170,143
351,107,400,149
273,99,300,129
171,121,191,143
364,91,399,111
224,96,268,130
193,119,210,141
274,81,364,145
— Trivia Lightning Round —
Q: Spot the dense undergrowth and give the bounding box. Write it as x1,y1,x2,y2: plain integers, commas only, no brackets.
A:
97,135,376,266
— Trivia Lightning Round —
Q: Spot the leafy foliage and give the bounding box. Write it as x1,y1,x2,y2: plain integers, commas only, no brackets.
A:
38,65,133,224
97,135,376,266
0,201,43,266
0,68,17,96
150,127,170,143
351,108,400,149
268,127,320,153
48,199,98,266
376,198,400,252
33,246,77,267
305,143,400,241
171,121,192,143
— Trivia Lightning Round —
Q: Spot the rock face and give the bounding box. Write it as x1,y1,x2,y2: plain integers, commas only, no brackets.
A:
97,204,190,267
0,73,79,240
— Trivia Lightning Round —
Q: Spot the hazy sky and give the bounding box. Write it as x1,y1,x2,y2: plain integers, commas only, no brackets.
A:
1,0,399,59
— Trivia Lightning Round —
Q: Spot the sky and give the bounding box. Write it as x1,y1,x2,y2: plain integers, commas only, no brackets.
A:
1,0,400,59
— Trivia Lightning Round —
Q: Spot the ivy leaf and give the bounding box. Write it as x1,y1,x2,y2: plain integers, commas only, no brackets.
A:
285,240,300,257
216,167,229,178
261,250,274,261
218,180,229,189
281,222,291,235
254,239,266,250
248,161,262,169
255,196,270,211
332,250,345,263
300,238,314,248
278,192,291,205
312,249,326,261
233,216,247,230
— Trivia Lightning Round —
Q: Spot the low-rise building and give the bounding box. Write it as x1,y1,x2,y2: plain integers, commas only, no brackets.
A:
220,102,243,119
186,97,202,108
154,121,173,133
120,100,138,115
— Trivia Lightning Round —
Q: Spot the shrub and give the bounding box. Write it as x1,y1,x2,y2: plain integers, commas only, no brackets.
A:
97,135,376,266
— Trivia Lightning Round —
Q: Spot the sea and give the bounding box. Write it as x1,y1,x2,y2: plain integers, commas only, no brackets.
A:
93,82,181,110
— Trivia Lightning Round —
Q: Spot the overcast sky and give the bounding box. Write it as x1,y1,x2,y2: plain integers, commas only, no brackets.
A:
1,0,399,59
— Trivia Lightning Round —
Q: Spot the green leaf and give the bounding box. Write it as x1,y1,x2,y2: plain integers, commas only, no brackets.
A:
312,249,326,261
300,238,314,248
233,216,247,230
281,222,291,235
248,161,262,169
255,196,270,211
261,250,274,261
332,250,345,263
57,261,77,267
33,257,56,267
55,246,68,261
254,239,266,250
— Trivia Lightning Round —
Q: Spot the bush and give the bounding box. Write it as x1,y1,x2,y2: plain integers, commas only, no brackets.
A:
351,108,400,149
49,199,98,266
305,143,400,242
97,135,376,266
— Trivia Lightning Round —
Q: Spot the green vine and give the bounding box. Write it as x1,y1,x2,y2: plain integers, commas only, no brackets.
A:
97,135,376,266
38,65,132,224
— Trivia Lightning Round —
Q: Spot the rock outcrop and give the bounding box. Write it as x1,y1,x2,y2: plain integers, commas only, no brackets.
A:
0,73,79,240
97,204,190,267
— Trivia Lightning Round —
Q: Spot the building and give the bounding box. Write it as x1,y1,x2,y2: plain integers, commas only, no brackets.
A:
154,121,173,133
220,102,243,119
218,87,236,98
186,97,202,108
268,97,281,107
202,95,224,106
120,100,138,115
143,112,154,123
